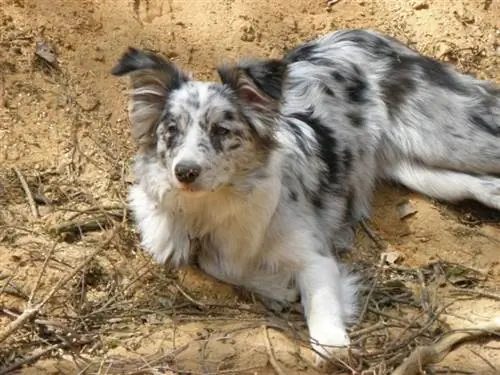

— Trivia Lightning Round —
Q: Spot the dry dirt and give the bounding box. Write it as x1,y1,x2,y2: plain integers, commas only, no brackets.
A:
0,0,499,374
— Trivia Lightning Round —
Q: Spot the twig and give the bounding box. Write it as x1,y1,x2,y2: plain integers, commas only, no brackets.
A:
417,269,432,318
0,71,5,107
0,343,64,375
48,213,124,235
356,255,386,327
351,321,387,339
327,0,342,6
0,305,41,345
449,286,500,301
29,241,58,304
359,219,386,249
0,230,115,344
0,266,23,298
263,325,287,375
175,282,207,309
13,167,39,219
468,348,498,372
0,338,93,375
391,317,500,375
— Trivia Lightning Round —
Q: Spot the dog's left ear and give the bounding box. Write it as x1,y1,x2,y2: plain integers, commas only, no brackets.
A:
111,47,190,147
217,59,287,110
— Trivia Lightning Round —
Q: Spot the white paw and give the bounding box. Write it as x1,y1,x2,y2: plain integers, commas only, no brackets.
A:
309,325,350,365
473,177,500,210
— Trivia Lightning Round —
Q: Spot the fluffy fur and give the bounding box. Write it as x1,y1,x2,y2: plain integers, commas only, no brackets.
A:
112,29,500,360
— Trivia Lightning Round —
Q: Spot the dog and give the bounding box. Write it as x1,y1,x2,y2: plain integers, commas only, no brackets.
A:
112,29,500,361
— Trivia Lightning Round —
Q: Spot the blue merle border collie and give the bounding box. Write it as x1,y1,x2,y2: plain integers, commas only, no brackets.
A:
112,29,500,361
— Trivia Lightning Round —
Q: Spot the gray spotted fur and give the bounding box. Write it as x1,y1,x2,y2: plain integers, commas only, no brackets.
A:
112,29,500,360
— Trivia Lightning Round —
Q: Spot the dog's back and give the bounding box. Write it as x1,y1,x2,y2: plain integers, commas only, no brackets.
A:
279,29,500,222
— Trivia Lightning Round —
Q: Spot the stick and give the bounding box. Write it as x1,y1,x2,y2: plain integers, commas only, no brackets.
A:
359,219,386,249
263,325,287,375
29,241,58,304
0,343,64,375
48,213,124,235
13,167,39,219
175,282,207,309
391,317,500,375
0,337,93,375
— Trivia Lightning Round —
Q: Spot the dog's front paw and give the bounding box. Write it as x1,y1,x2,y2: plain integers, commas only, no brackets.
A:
473,177,500,210
310,325,350,366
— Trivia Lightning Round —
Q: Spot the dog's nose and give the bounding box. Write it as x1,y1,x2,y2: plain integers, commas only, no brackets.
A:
174,162,202,184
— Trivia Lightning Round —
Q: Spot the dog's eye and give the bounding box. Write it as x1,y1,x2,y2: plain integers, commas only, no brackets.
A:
212,125,230,137
166,124,178,135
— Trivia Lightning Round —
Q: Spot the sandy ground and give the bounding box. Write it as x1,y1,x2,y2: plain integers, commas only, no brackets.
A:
0,0,499,374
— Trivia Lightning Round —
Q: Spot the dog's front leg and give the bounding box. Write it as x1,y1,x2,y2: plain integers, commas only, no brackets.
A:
297,252,351,361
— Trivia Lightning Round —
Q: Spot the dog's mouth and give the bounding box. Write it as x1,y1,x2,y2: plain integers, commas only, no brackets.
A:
178,183,212,198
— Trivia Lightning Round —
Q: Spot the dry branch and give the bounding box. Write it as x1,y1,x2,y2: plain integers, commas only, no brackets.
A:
263,325,287,375
48,212,124,235
391,317,500,375
13,167,39,219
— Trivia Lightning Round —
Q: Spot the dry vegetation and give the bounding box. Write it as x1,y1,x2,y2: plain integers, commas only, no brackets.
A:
1,0,499,374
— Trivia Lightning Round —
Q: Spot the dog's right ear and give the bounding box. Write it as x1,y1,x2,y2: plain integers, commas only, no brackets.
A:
112,48,189,146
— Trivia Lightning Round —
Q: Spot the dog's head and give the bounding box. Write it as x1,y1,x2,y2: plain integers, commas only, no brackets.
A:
112,48,287,193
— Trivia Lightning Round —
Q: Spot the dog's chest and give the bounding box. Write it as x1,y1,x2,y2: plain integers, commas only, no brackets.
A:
175,179,282,262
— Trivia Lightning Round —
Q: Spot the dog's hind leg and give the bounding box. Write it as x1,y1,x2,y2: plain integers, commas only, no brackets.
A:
387,160,500,210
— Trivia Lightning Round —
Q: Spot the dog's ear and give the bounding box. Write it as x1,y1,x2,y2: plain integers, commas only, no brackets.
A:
217,59,287,149
217,59,287,110
112,47,189,146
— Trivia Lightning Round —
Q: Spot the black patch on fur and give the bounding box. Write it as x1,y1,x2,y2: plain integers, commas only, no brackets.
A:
345,65,368,104
289,109,339,183
450,132,465,140
337,30,402,59
332,71,346,82
209,131,226,153
160,111,181,150
289,190,298,202
380,55,469,118
380,59,417,118
285,119,309,155
343,148,353,170
381,56,467,119
284,43,317,63
343,190,355,223
165,133,178,149
310,195,323,209
470,114,500,137
347,112,364,128
417,57,467,93
288,108,340,210
321,83,335,97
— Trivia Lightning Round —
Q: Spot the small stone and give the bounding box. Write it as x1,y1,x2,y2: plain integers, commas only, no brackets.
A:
35,41,58,65
381,250,403,265
396,200,418,220
412,1,429,10
76,94,99,112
